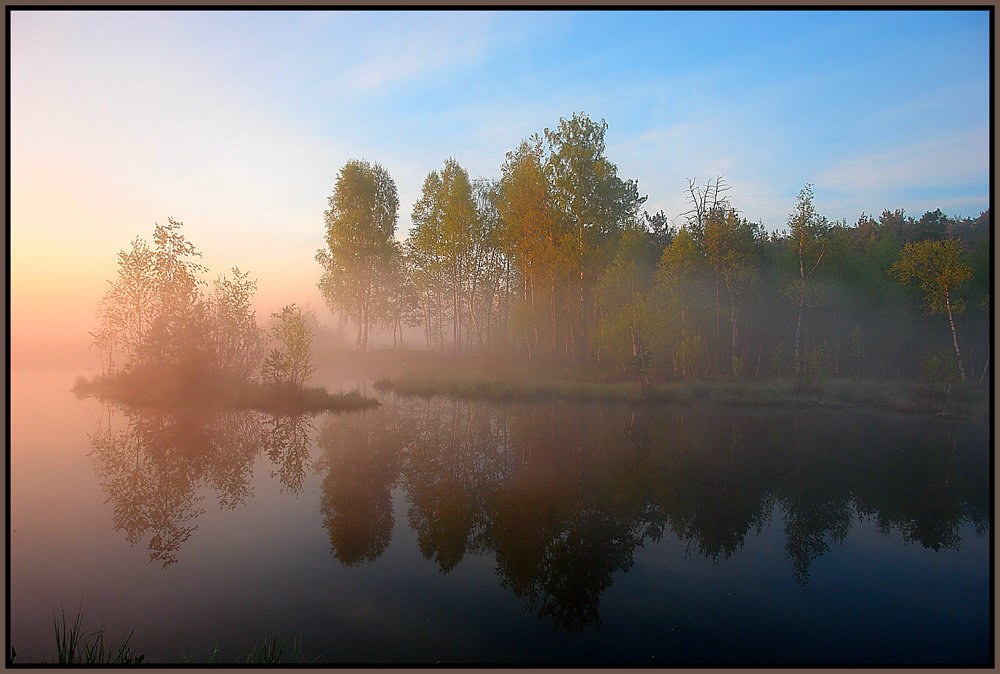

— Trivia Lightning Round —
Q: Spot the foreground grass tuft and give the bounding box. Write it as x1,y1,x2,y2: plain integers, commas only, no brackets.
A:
243,633,303,664
11,605,307,664
52,604,144,664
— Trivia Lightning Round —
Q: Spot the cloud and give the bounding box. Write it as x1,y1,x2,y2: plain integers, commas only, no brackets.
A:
330,13,499,95
814,130,988,195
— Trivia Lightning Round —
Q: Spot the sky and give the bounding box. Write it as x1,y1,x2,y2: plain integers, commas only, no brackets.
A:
8,9,991,365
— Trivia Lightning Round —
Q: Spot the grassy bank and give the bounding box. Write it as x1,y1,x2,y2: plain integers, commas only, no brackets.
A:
72,373,379,413
373,372,988,418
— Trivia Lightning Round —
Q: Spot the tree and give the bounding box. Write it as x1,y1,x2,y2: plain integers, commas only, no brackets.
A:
596,227,656,383
702,207,761,376
468,177,508,353
263,304,315,388
543,112,646,364
145,218,209,371
92,218,208,376
642,209,675,257
206,267,266,382
377,244,420,349
408,158,478,354
891,239,973,381
92,235,155,373
654,227,706,378
316,159,401,351
498,136,561,360
784,185,830,379
683,176,731,244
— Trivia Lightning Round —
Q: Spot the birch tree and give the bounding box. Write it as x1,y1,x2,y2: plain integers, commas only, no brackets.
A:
891,238,973,381
784,185,830,378
316,159,400,351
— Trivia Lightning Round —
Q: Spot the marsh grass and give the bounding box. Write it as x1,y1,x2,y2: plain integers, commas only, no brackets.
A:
242,633,303,664
239,382,379,413
73,373,378,413
181,634,304,664
376,373,987,417
52,604,144,664
29,605,306,664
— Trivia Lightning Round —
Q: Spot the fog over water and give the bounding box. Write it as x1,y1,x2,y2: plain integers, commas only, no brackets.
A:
8,9,991,666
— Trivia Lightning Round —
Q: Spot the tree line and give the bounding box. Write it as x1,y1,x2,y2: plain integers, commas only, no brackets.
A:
316,112,991,388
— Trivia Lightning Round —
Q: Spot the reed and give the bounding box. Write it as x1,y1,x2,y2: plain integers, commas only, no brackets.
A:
52,603,144,664
19,605,306,664
242,633,303,664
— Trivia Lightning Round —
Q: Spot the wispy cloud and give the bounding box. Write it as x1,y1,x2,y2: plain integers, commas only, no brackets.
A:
814,130,988,194
331,13,497,95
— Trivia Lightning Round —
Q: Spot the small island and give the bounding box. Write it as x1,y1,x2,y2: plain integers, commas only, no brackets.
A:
76,219,378,413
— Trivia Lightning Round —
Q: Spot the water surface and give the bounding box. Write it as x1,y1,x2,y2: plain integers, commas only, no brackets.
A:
9,369,991,664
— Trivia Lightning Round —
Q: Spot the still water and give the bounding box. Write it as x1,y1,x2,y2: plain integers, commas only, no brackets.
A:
9,368,991,664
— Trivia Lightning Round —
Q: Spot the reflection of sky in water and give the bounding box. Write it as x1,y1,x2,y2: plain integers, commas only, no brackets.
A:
8,370,991,664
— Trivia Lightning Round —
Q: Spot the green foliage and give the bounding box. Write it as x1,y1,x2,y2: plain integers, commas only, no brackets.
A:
92,219,205,373
407,158,484,354
316,159,401,351
208,267,266,381
301,118,990,389
596,227,656,375
652,228,704,378
918,348,962,397
799,343,833,391
92,220,269,398
265,304,316,388
891,238,972,316
891,237,974,382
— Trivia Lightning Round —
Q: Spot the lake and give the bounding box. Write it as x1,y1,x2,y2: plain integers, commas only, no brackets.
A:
8,368,992,665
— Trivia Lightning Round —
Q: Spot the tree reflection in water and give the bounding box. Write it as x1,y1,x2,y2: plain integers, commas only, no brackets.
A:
88,402,315,567
87,396,988,630
262,413,315,496
316,407,402,566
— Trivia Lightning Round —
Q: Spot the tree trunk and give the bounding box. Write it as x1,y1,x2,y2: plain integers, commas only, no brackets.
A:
714,264,721,375
728,280,738,376
550,278,558,359
793,295,804,376
679,284,687,379
945,292,967,381
467,281,486,354
453,268,460,355
529,273,540,359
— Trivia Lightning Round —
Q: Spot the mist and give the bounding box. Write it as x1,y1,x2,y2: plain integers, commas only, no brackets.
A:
9,9,991,667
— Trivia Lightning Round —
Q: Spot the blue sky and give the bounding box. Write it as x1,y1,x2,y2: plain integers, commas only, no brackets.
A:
10,9,991,340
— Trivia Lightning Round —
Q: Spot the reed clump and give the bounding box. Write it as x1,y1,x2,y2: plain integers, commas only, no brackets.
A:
49,604,144,665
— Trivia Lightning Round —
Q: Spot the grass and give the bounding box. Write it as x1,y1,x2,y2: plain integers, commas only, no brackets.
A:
50,603,144,664
10,604,306,664
238,381,380,413
373,372,988,417
241,633,303,664
191,633,305,664
73,373,379,413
